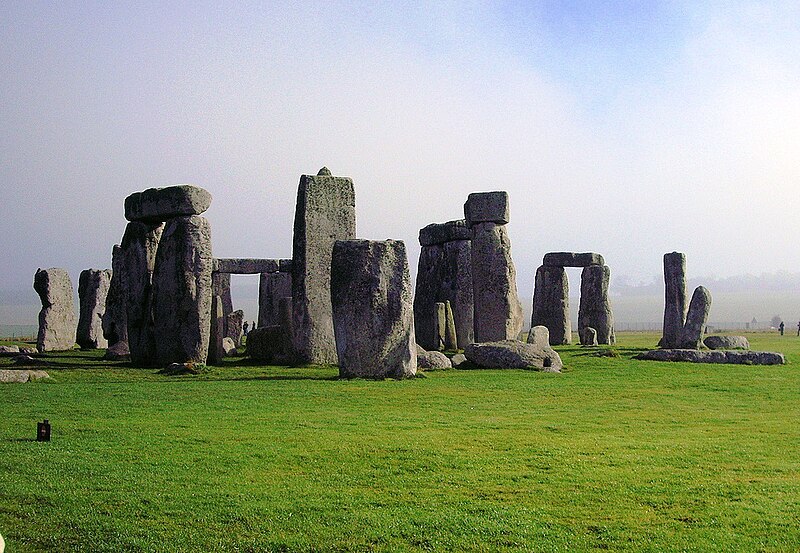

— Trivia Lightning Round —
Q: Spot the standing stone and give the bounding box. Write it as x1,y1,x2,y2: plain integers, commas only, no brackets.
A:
121,221,163,365
226,309,244,347
331,239,416,379
465,192,523,342
292,168,356,365
212,272,233,334
526,325,551,350
102,245,128,346
661,252,687,349
678,286,712,349
77,269,112,349
531,265,571,345
444,300,458,350
34,268,77,352
258,271,292,328
434,302,447,350
579,327,598,346
152,215,213,365
578,265,615,345
208,295,225,365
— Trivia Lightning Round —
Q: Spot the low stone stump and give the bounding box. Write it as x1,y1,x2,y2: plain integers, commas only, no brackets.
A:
331,239,416,379
417,350,452,370
464,340,562,372
704,336,750,350
247,326,294,365
222,337,238,356
635,349,784,365
103,341,131,361
579,327,598,346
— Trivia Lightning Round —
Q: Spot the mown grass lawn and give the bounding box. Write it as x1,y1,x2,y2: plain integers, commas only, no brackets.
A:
1,332,799,552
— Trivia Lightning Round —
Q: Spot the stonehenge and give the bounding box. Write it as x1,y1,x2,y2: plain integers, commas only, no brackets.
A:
532,252,614,345
77,269,112,349
34,268,77,352
659,252,712,350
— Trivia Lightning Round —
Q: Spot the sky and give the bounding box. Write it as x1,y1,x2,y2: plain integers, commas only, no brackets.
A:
2,1,800,322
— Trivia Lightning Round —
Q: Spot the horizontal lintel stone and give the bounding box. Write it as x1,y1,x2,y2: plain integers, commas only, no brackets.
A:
418,219,471,247
543,252,605,267
212,258,291,274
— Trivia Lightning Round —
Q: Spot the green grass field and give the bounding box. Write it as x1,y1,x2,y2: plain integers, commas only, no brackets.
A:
1,332,799,552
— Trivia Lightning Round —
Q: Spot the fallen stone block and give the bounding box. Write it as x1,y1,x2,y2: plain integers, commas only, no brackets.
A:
464,340,562,372
704,335,750,350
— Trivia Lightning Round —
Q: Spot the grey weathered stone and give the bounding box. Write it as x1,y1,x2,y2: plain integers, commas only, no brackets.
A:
444,300,458,350
77,269,112,349
102,245,128,346
103,341,130,361
222,337,237,356
226,309,244,347
417,350,452,370
418,219,471,247
211,272,233,333
543,252,605,267
0,369,50,383
531,265,571,345
578,265,615,345
152,215,213,365
121,221,163,365
464,191,509,227
464,340,562,372
704,335,750,350
292,168,356,365
526,325,551,349
434,302,446,351
125,184,212,223
212,258,284,274
677,286,711,349
207,295,225,365
579,327,598,346
661,252,687,349
34,268,77,352
635,349,784,365
331,239,416,379
470,222,523,342
258,271,292,328
450,352,468,368
0,345,20,355
413,237,473,350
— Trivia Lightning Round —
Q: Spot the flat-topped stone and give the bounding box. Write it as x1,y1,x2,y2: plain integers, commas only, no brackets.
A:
213,258,289,274
125,184,212,223
635,349,784,365
543,252,605,267
464,191,509,227
704,335,750,350
418,219,471,247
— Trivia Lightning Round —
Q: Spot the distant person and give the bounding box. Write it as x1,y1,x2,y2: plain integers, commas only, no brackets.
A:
779,321,785,335
252,321,256,330
796,321,799,336
243,321,249,336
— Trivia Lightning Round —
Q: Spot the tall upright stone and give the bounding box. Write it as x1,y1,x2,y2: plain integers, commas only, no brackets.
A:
661,252,687,349
434,302,447,351
444,300,458,350
291,167,356,365
121,221,163,365
34,268,77,352
413,219,473,350
465,192,523,343
102,245,128,346
77,269,112,349
331,239,416,379
531,265,571,345
212,272,233,330
226,309,244,347
258,271,292,328
678,286,712,349
578,264,615,345
208,295,225,365
152,215,213,365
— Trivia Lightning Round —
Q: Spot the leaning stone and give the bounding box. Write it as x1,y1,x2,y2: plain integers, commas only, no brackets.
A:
222,337,238,356
0,345,20,355
579,327,598,346
77,269,112,349
34,268,77,352
464,191,509,227
661,252,687,349
125,184,212,223
103,341,131,361
418,219,471,247
635,349,784,365
331,239,416,379
417,350,452,370
470,222,523,342
578,265,615,345
102,245,128,346
704,335,750,350
151,215,213,365
292,168,356,365
531,265,571,345
543,252,605,267
258,271,292,328
677,286,712,349
464,340,562,372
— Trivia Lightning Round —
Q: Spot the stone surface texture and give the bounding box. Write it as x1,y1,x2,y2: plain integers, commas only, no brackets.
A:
579,326,598,346
417,350,452,370
464,191,509,227
464,340,562,372
226,309,244,347
34,268,77,352
531,265,571,345
469,222,523,342
331,239,416,379
77,269,112,349
661,252,687,348
125,184,212,223
213,258,286,274
292,169,356,365
0,369,50,383
434,302,446,350
418,219,471,247
443,300,458,350
258,271,292,328
152,215,213,365
103,341,130,361
677,286,712,349
207,295,225,365
222,337,237,356
102,245,128,346
636,349,784,365
543,252,605,267
578,265,615,345
704,335,750,350
526,325,551,350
